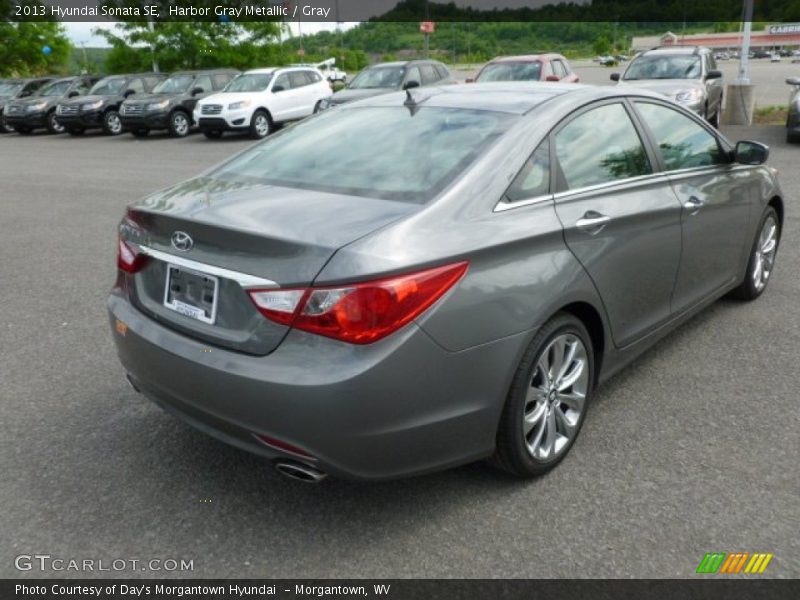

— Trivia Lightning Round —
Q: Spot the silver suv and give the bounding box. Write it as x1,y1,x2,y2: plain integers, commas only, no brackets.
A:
611,46,724,127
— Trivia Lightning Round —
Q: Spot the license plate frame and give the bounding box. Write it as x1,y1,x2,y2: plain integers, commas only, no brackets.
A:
163,264,219,325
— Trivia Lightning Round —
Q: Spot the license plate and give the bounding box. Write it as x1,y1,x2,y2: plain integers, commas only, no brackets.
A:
163,264,218,325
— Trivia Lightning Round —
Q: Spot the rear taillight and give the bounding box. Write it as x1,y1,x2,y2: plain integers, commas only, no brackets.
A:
117,238,148,273
248,262,468,344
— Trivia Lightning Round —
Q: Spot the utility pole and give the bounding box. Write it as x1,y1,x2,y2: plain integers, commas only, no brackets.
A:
424,0,430,58
725,0,755,125
737,0,754,84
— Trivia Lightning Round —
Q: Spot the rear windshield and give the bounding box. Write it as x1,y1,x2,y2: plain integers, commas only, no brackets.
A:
477,62,542,82
623,55,701,80
89,77,127,95
224,73,272,92
212,106,515,203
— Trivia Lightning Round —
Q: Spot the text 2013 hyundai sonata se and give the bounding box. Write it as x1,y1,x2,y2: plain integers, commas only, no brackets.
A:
108,83,784,482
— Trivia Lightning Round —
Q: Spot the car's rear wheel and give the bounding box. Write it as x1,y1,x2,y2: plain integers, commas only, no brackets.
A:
491,312,594,477
66,127,85,136
46,111,64,134
730,207,780,301
131,128,149,138
168,111,190,137
249,109,272,139
102,110,123,135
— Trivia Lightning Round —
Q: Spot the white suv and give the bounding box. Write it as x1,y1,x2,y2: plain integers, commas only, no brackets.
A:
194,67,332,139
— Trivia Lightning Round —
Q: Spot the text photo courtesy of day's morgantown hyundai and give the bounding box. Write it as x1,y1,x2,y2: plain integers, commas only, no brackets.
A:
2,0,798,598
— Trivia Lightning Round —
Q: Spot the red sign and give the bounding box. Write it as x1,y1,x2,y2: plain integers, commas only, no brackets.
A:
420,21,435,34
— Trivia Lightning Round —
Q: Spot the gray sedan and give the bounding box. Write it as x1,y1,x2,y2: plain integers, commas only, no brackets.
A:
108,83,783,482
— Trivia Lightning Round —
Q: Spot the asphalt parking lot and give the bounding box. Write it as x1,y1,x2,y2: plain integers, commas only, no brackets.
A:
1,122,798,579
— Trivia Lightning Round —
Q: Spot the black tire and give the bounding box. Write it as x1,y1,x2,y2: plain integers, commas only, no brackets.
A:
730,207,780,301
15,126,33,135
131,128,149,138
46,111,65,134
0,117,13,133
490,312,594,477
66,127,85,136
168,110,191,138
249,109,273,139
202,130,223,139
102,109,123,135
313,100,322,114
708,104,720,128
788,131,800,144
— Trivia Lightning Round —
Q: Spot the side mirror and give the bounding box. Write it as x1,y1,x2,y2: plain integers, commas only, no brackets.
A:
191,86,204,96
787,77,800,86
706,70,722,80
734,140,769,165
403,80,420,90
123,89,136,98
610,73,620,82
67,90,80,98
545,75,560,82
272,85,285,93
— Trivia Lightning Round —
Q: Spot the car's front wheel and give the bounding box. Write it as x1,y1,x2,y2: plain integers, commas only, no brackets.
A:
102,110,123,135
731,206,780,300
491,312,594,477
168,111,190,137
249,109,273,139
46,111,64,134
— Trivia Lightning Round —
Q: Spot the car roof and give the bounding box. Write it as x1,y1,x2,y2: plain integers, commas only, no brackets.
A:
643,46,708,56
342,82,667,115
489,54,565,63
169,69,239,76
243,67,279,75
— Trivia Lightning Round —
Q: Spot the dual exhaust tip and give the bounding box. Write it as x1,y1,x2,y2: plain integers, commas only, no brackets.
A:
274,461,327,483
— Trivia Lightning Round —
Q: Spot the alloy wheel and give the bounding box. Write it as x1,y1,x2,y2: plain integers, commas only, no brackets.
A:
106,112,122,135
523,333,589,461
753,215,778,292
49,113,64,133
172,113,189,136
254,114,270,137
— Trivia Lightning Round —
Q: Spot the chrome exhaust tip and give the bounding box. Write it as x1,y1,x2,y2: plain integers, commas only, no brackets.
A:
274,461,327,483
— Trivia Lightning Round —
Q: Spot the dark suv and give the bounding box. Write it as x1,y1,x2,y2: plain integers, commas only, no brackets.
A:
120,69,238,137
0,77,53,133
55,72,166,136
5,76,99,134
320,60,455,109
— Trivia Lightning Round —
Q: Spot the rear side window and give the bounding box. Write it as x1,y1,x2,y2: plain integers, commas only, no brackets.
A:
554,103,652,190
552,60,568,78
307,71,322,83
435,65,449,79
635,102,725,170
504,140,550,203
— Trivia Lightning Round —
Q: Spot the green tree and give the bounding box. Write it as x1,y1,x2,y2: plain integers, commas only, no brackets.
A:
96,1,282,72
0,4,72,77
593,36,612,56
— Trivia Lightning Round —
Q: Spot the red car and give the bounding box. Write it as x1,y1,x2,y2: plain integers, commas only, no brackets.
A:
469,54,580,84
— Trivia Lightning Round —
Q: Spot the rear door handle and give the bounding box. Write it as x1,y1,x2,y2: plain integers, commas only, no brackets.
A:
683,196,705,214
576,212,611,234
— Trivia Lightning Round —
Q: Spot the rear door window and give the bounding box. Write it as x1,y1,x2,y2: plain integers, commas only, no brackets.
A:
554,103,652,190
194,75,213,94
289,71,309,89
126,78,145,94
212,73,234,90
405,66,422,86
420,65,439,85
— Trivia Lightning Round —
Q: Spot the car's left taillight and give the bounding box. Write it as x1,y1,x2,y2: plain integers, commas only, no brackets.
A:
247,262,468,345
117,238,148,273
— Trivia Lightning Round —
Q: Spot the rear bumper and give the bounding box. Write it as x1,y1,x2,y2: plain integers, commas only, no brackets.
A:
107,292,523,480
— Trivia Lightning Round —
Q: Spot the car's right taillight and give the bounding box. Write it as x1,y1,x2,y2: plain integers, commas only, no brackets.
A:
117,238,148,273
248,262,468,344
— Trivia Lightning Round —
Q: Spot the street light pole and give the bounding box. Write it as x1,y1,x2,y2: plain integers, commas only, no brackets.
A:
737,0,754,84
